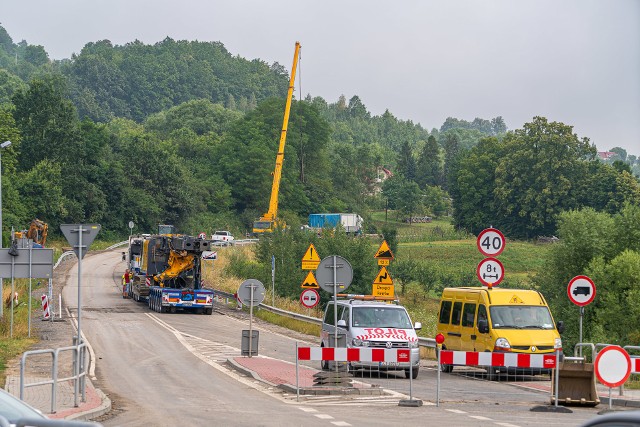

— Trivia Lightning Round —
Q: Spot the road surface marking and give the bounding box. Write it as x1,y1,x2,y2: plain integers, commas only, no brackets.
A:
314,414,334,419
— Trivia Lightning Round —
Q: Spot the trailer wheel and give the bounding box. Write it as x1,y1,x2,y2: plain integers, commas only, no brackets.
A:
204,307,213,315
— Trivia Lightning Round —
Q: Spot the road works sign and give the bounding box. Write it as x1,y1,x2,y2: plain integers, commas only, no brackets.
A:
567,275,596,306
374,240,394,266
300,271,319,289
301,243,321,270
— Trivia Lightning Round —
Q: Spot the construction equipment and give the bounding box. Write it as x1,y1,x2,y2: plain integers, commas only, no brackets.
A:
15,219,48,247
126,232,216,314
252,41,301,235
551,343,600,407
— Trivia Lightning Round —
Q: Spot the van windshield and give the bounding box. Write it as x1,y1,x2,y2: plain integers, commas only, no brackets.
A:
489,306,555,329
352,307,412,329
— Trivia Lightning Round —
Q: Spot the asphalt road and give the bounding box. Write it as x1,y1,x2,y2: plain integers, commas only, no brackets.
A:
62,250,603,426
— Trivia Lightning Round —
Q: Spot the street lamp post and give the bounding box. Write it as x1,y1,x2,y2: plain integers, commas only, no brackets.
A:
0,140,12,319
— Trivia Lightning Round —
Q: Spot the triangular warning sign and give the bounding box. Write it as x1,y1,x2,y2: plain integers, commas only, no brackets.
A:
301,271,319,289
373,266,393,285
302,243,321,262
374,240,394,260
509,295,524,304
301,243,321,270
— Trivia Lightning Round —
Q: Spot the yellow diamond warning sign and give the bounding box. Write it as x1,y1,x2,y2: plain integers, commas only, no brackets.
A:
301,271,319,289
374,240,394,260
301,243,320,270
373,266,393,285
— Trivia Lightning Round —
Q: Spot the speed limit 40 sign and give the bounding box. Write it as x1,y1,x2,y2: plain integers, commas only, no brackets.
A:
477,228,506,257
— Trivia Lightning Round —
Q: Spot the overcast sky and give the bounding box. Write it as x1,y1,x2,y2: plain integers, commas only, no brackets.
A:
2,0,639,155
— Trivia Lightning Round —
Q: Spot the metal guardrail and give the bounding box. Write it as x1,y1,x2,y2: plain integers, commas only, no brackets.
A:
211,290,437,349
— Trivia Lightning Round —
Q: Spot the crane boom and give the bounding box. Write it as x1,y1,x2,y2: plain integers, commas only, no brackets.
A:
253,41,301,234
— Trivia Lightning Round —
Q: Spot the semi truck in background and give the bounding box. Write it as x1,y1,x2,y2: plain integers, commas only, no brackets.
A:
126,229,216,314
307,213,364,235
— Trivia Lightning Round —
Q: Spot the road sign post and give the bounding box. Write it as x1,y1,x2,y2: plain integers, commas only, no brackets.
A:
477,228,506,257
476,257,505,286
567,275,596,350
60,224,101,405
595,346,632,409
237,279,266,357
316,255,353,349
300,288,319,309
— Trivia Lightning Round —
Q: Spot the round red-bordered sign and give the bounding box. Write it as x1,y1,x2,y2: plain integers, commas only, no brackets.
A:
567,275,596,307
476,257,505,286
595,346,631,388
300,288,320,309
477,228,506,257
198,232,206,239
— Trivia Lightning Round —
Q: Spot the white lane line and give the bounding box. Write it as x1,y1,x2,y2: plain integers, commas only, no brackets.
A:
469,415,493,420
298,407,318,413
495,423,521,427
314,414,334,419
446,409,467,414
331,422,352,426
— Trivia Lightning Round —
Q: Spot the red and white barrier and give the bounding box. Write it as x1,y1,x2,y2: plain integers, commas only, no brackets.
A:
297,346,410,363
41,294,50,320
633,358,640,374
440,350,556,369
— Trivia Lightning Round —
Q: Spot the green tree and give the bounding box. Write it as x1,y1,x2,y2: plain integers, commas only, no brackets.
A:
415,135,441,187
493,117,597,238
396,140,416,181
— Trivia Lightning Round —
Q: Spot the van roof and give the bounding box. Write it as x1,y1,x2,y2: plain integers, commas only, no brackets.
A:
441,287,547,306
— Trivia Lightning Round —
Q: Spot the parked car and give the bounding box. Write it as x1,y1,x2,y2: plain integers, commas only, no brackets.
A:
579,410,640,426
0,387,47,424
211,231,234,246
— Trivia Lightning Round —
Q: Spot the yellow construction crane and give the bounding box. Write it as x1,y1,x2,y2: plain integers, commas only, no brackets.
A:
252,41,301,235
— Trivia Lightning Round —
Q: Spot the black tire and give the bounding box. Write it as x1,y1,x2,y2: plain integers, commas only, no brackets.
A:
440,363,453,373
405,367,419,379
205,307,213,315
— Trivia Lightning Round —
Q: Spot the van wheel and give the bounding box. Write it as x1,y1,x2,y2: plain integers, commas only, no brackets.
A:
440,363,453,373
321,359,329,371
405,367,419,379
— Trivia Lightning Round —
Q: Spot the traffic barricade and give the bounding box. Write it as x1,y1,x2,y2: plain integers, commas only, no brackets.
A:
295,344,421,405
437,349,558,407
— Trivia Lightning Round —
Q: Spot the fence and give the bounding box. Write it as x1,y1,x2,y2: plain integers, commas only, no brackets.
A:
20,343,89,414
295,344,421,404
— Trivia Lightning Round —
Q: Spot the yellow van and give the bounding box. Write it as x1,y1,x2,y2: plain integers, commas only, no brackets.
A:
436,287,564,377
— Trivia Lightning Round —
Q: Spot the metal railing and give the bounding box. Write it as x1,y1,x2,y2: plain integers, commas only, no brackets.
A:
20,344,89,414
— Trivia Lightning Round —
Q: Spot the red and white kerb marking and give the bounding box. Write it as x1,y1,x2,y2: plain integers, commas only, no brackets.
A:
145,277,151,287
440,350,556,369
297,347,410,363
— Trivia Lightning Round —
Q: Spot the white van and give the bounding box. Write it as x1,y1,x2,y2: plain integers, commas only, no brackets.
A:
321,296,422,378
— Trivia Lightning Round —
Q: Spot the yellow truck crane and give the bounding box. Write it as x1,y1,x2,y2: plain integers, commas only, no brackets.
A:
252,41,301,235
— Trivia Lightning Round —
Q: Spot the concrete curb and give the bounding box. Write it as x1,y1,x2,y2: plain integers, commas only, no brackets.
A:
225,357,280,388
65,387,111,422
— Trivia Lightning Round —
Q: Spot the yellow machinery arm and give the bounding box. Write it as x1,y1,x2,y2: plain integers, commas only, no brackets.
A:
15,218,48,247
154,250,196,286
253,41,301,234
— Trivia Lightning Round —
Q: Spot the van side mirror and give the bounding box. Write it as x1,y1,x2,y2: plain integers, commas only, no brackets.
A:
414,322,422,330
557,320,565,334
477,319,489,334
337,319,347,328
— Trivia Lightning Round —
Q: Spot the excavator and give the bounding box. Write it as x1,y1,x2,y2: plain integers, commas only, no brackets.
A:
15,219,48,248
252,41,301,235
